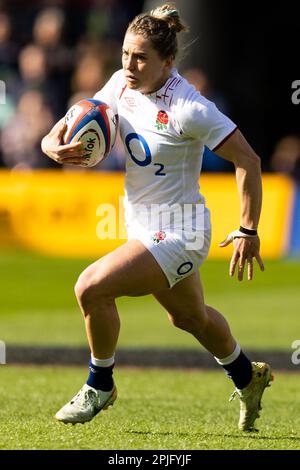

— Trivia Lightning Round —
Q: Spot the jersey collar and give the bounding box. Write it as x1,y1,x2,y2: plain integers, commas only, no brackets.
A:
143,68,178,100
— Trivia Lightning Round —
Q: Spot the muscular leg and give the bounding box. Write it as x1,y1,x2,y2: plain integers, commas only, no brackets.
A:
74,239,169,359
55,239,171,423
153,271,236,358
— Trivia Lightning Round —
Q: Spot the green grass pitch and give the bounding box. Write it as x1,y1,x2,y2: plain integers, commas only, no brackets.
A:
0,250,299,450
0,249,299,350
0,366,299,450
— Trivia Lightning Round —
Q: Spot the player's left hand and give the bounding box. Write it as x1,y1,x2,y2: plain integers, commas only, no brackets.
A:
219,233,264,281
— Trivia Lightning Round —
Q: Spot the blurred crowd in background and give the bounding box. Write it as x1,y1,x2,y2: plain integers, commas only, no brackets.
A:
0,0,299,178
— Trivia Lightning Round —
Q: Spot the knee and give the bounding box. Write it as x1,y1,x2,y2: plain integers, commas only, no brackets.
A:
168,307,209,334
74,273,87,305
74,270,111,310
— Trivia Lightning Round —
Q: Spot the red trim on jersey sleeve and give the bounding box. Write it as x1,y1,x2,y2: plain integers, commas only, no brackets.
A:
212,126,238,152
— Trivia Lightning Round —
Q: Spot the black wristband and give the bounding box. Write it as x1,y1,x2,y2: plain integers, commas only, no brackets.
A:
239,226,258,236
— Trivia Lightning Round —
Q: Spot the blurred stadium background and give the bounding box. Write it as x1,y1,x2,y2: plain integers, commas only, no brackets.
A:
0,0,299,450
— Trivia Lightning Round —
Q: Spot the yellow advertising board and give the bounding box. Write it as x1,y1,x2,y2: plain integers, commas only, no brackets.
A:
0,170,125,257
201,174,294,258
0,170,295,259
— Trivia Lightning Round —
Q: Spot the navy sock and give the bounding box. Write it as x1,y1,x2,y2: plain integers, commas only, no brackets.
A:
86,360,114,391
221,351,253,389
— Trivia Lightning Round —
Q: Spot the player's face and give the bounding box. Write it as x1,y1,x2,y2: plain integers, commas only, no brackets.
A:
122,32,173,94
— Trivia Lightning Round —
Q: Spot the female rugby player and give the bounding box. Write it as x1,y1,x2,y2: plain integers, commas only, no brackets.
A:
42,3,273,431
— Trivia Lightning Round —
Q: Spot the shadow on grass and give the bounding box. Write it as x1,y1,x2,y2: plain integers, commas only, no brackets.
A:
125,430,300,443
126,430,191,438
220,433,300,442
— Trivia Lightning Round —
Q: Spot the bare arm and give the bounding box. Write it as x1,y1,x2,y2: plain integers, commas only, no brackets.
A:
215,129,265,280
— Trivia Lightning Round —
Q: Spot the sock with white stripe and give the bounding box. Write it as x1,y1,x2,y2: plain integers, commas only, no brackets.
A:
215,344,252,390
86,355,115,391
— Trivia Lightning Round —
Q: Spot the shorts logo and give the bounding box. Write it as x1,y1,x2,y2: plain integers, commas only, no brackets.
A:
176,262,193,276
152,230,166,244
155,110,169,131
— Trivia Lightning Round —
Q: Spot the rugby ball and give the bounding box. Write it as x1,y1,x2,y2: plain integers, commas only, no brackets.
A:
63,99,118,167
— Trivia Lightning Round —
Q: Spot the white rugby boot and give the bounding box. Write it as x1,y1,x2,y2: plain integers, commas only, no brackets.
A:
230,362,274,432
55,383,117,424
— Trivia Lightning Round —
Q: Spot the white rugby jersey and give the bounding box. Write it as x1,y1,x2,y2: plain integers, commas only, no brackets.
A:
94,68,237,228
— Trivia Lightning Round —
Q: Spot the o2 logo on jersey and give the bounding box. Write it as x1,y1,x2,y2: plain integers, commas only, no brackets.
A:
125,133,166,176
125,133,151,166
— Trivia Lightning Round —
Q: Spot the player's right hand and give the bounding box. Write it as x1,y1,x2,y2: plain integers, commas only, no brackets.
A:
41,118,87,165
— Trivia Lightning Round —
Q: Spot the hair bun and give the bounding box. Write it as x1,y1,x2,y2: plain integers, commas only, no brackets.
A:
150,3,186,33
150,8,179,19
